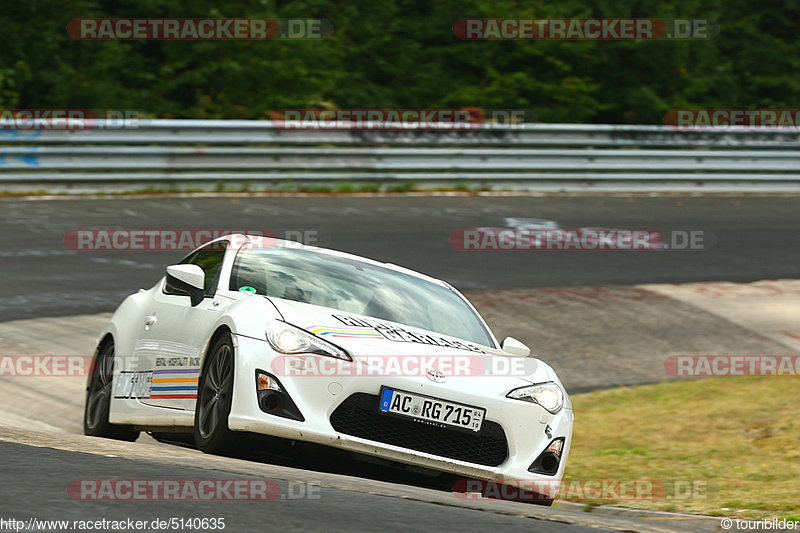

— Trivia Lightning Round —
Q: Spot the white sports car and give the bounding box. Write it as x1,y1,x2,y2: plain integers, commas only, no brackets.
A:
84,234,573,504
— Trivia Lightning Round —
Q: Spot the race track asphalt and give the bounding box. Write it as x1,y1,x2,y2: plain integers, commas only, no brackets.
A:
0,441,606,533
1,194,798,321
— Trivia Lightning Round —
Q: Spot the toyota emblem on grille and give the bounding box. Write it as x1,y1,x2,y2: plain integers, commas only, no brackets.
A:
426,369,447,383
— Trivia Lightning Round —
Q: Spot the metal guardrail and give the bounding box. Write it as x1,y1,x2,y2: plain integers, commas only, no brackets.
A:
1,120,798,191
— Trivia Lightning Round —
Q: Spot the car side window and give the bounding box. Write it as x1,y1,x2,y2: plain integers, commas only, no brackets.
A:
229,249,268,295
164,241,228,298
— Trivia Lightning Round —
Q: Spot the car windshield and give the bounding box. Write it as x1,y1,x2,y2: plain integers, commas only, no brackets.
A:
229,245,495,347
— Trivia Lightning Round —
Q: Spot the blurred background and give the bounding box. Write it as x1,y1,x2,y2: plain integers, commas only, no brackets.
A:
2,0,799,123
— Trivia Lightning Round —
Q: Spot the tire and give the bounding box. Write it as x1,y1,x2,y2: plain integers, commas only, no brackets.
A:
83,340,140,441
194,333,237,454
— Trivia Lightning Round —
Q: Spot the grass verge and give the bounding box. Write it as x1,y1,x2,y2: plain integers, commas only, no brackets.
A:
563,376,800,518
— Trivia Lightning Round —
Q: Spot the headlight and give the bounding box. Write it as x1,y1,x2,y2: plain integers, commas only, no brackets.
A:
507,382,564,413
266,320,351,361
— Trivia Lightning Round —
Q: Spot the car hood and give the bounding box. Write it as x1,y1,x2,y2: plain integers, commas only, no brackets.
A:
267,298,554,389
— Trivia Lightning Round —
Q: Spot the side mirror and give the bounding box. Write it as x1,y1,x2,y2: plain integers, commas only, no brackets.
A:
166,264,205,306
501,336,531,357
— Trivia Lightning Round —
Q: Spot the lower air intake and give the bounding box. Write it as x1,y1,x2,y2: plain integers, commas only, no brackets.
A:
329,393,508,467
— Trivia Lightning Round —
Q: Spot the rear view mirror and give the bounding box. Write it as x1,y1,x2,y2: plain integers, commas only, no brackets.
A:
501,336,531,357
166,264,205,306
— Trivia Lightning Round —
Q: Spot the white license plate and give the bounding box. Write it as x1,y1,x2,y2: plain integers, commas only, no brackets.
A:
379,387,485,432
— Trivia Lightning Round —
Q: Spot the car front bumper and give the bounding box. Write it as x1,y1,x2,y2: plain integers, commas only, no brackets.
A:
229,335,574,499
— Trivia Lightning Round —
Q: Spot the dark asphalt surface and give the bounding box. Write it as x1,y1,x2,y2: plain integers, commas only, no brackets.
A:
1,194,798,321
0,441,601,533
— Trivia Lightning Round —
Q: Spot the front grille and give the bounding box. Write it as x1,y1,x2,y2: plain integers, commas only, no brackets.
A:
329,393,508,467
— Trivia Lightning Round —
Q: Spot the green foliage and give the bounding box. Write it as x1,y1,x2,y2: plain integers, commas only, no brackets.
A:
0,0,797,122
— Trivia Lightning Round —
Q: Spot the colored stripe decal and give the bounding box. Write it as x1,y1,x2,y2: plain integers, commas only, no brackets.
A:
149,394,197,399
152,377,198,383
151,386,198,392
309,326,383,338
153,369,200,375
311,329,380,336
